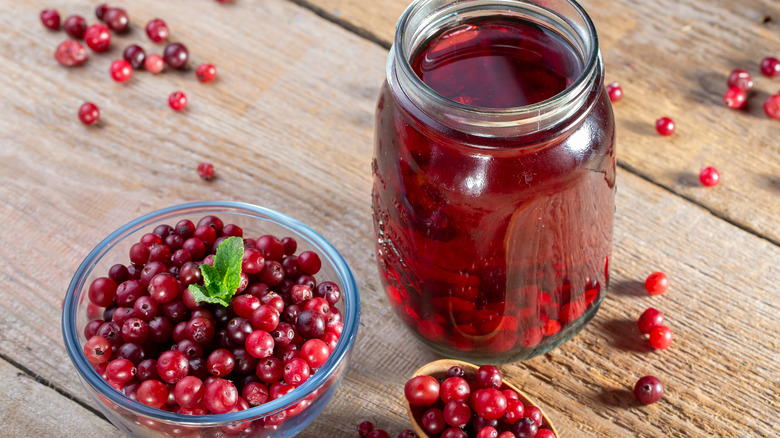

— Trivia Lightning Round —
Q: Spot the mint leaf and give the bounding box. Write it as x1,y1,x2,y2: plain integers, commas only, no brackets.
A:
188,284,231,307
187,236,244,307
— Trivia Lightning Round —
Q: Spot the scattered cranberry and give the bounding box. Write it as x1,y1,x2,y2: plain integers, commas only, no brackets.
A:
64,15,87,39
644,272,669,295
367,430,391,438
723,87,746,109
84,24,112,52
123,45,146,69
196,63,217,83
357,420,374,437
764,94,780,120
727,69,753,91
655,117,675,136
397,430,418,438
163,42,189,69
169,91,187,111
54,40,88,67
95,3,111,21
648,325,673,349
78,102,100,125
699,166,720,187
110,59,133,82
634,376,664,404
145,18,170,43
760,57,780,77
144,54,164,74
104,7,129,33
606,81,622,103
637,308,663,334
40,9,61,30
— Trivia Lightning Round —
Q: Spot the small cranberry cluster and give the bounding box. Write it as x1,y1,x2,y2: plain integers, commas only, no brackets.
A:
403,365,555,438
357,421,419,438
41,4,219,121
81,215,344,432
630,271,675,405
723,58,780,119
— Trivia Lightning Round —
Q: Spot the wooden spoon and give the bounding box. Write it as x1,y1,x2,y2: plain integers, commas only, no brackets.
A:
406,359,560,438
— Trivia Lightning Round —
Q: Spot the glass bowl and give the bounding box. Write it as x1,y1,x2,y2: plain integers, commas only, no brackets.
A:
62,201,360,437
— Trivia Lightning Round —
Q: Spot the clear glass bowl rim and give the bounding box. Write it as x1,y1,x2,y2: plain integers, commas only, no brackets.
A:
61,201,361,426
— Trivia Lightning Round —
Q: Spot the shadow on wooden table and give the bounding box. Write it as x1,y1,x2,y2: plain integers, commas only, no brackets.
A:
596,387,637,408
597,317,654,354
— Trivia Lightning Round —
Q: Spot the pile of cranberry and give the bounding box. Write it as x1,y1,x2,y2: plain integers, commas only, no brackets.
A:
81,214,344,430
41,4,218,122
401,365,555,438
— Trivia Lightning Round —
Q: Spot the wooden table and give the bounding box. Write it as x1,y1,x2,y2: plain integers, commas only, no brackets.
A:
1,0,778,436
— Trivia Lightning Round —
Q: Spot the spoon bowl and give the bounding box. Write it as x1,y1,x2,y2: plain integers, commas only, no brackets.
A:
406,359,559,437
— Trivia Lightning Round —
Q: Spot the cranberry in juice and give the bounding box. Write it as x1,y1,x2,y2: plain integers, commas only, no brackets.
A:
373,15,615,362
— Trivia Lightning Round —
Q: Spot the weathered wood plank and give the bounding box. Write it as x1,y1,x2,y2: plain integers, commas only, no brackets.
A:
0,0,777,437
0,357,121,437
305,0,780,244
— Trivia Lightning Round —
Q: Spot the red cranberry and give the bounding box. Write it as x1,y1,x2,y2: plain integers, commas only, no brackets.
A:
84,24,111,52
137,379,168,408
173,375,205,409
196,63,217,82
145,54,164,74
297,250,322,275
760,56,780,77
440,376,470,403
606,81,622,102
203,378,238,414
104,7,129,33
123,45,146,69
40,9,60,30
357,421,374,437
84,336,111,364
366,430,391,438
145,18,170,42
699,166,720,187
78,102,100,125
95,3,111,21
649,325,673,349
634,375,664,404
421,408,446,435
88,277,117,307
443,400,471,427
398,430,419,438
64,15,87,39
163,43,189,69
405,375,440,406
169,91,187,111
512,417,538,438
525,405,542,426
723,87,746,109
477,427,499,438
764,94,780,120
475,364,502,389
655,117,675,136
644,272,669,295
54,40,88,67
536,430,556,438
470,388,507,420
727,69,753,91
110,59,133,82
637,308,663,334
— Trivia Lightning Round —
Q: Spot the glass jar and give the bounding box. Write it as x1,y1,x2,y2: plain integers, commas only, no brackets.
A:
372,0,615,363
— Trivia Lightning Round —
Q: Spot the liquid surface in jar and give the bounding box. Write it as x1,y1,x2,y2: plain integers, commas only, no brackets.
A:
411,17,583,108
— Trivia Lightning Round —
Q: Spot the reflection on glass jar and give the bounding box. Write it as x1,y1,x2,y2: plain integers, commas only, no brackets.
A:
372,0,615,363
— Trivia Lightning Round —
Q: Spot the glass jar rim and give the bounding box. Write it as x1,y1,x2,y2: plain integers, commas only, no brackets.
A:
390,0,603,136
61,201,360,425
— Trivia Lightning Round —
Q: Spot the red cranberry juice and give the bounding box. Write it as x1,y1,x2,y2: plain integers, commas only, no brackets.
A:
373,17,615,359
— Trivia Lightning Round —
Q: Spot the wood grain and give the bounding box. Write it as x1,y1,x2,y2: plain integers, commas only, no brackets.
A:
0,357,121,437
305,0,780,244
0,0,777,437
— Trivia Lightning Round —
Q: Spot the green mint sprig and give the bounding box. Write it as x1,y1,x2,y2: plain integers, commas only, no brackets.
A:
188,236,244,307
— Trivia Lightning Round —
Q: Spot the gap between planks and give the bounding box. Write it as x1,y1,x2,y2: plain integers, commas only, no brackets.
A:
282,0,780,249
0,349,112,426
